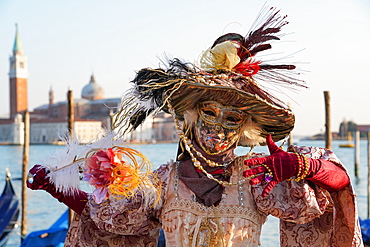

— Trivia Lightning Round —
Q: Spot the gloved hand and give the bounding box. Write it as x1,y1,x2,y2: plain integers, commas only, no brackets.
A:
27,165,88,215
243,134,350,197
243,134,302,196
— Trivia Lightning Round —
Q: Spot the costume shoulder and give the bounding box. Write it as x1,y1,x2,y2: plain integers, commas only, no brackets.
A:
154,161,174,176
253,144,363,246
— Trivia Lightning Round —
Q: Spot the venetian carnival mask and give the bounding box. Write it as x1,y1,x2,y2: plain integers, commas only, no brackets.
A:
195,101,244,155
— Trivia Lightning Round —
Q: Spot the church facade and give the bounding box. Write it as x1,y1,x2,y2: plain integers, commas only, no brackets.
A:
0,26,177,145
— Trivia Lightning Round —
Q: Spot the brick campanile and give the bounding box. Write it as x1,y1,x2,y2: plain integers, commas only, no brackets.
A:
9,24,28,118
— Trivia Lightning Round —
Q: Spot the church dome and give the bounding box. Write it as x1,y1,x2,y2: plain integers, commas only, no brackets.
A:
81,74,105,100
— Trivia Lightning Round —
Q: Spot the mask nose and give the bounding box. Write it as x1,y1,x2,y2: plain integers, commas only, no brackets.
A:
217,132,225,139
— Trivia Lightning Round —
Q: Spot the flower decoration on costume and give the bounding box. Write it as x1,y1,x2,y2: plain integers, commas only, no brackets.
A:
200,41,241,71
200,40,261,77
83,147,159,204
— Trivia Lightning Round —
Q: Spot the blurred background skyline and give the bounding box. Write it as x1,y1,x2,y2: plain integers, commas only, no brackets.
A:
1,0,370,137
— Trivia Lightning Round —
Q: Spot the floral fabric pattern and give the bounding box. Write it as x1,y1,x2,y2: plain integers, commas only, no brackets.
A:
251,145,363,247
64,147,363,246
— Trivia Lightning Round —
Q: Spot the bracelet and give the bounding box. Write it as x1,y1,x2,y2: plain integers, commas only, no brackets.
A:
287,153,309,182
287,153,302,182
295,152,303,179
300,155,310,180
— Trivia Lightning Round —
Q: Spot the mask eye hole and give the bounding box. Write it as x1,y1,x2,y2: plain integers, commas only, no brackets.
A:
202,109,216,117
226,115,242,122
224,110,244,128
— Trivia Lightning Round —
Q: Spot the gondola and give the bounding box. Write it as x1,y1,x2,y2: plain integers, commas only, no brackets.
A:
0,168,20,247
21,209,68,247
20,208,166,247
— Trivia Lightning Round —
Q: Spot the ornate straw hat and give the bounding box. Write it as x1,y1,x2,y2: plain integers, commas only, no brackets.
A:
114,6,306,145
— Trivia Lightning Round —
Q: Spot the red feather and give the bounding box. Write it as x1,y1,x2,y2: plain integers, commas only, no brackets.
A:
233,61,261,76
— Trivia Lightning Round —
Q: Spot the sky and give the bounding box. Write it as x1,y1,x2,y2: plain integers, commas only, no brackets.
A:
1,0,370,138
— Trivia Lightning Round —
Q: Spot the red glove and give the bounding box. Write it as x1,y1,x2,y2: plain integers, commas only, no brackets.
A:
306,158,349,192
243,135,350,196
27,165,88,215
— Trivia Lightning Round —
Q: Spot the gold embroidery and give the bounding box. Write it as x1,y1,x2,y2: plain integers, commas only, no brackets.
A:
195,219,218,247
163,159,267,246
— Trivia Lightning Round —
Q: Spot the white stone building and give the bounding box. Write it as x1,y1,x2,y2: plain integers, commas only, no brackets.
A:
30,120,103,144
0,114,24,145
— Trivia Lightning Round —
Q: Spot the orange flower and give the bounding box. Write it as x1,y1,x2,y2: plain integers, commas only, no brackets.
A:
83,146,158,205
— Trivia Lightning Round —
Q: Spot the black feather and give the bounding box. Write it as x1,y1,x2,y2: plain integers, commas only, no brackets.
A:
211,33,244,48
129,108,153,130
243,8,287,51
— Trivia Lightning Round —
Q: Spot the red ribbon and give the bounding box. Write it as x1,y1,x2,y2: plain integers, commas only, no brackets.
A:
195,168,224,174
233,61,261,76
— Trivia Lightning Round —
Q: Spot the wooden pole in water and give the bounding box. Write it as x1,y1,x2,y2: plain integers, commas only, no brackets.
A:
67,90,74,225
109,109,114,131
288,132,293,147
324,91,332,150
367,131,370,218
68,90,74,135
288,103,293,147
354,130,360,179
21,111,30,240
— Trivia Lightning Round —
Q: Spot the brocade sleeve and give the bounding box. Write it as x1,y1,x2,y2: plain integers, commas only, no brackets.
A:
251,145,363,247
64,162,172,247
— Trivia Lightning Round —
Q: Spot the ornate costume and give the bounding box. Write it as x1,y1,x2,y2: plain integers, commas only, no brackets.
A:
62,145,362,246
27,6,363,247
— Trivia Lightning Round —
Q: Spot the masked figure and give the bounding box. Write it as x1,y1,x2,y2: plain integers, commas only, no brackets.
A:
27,6,363,247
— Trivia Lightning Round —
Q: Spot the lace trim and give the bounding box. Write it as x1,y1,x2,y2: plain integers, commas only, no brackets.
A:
163,198,265,225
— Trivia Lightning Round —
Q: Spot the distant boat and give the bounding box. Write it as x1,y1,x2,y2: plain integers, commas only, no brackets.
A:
339,143,355,148
339,131,355,148
0,168,20,247
21,209,68,247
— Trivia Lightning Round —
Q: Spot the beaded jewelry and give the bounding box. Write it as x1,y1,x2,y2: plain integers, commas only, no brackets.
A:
287,153,302,182
287,153,310,182
300,155,310,180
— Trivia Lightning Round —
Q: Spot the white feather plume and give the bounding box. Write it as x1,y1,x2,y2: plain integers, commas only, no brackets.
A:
239,115,265,146
40,131,126,195
183,109,198,126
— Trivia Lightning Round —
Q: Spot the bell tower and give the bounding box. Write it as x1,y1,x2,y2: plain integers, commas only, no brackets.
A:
9,24,28,118
48,86,55,117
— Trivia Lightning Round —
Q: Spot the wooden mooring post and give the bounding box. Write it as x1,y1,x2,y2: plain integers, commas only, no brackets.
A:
288,132,293,147
324,91,332,150
21,111,30,241
67,90,74,225
288,104,293,147
367,131,370,218
354,130,360,179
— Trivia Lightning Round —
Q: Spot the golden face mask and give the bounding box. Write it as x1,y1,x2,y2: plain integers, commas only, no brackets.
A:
197,101,245,129
195,101,244,154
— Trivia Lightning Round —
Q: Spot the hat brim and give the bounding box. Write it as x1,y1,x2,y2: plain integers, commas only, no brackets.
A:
168,82,294,145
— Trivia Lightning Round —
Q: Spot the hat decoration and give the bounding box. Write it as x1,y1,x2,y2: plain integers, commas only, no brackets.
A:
113,6,306,144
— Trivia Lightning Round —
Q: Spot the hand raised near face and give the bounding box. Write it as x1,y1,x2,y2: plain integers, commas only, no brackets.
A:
243,134,305,196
